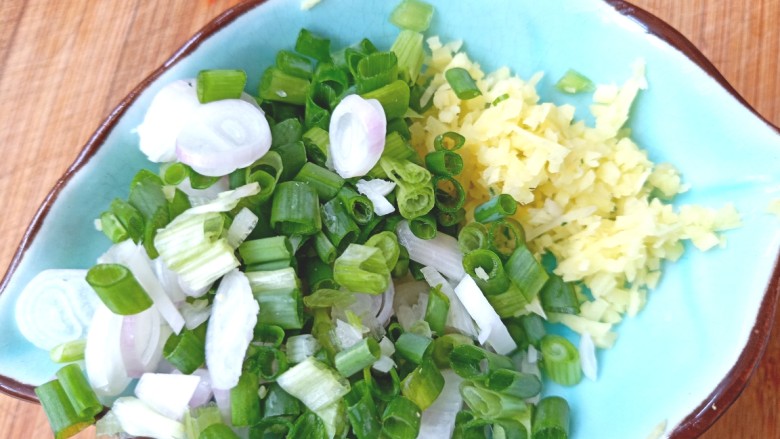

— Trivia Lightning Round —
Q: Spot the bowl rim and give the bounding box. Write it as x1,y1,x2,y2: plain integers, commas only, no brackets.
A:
1,0,778,436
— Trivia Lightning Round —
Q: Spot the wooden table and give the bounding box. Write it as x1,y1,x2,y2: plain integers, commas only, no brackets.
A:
0,0,777,437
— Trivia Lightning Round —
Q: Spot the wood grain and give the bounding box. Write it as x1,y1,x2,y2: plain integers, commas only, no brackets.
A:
0,0,777,437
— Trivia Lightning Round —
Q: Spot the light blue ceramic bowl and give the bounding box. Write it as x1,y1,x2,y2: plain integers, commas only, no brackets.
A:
1,0,778,437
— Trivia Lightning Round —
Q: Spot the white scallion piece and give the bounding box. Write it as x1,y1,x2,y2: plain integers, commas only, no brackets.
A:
286,334,321,364
85,304,131,401
136,79,201,163
179,299,212,331
328,94,386,178
277,357,350,412
226,207,259,248
135,373,201,421
206,269,258,390
356,179,397,216
333,319,364,350
176,99,272,177
453,275,516,355
397,221,465,281
579,332,598,381
420,267,478,338
372,336,397,373
14,269,99,350
417,369,463,439
112,397,186,439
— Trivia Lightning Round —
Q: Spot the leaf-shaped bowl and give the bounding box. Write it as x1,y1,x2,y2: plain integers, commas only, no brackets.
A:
1,1,778,437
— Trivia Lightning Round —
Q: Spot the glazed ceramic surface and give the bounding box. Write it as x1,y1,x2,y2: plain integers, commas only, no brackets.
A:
1,0,778,437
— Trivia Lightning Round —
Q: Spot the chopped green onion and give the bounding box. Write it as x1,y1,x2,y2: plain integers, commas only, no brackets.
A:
277,357,351,412
108,198,144,243
336,186,375,225
163,323,206,374
474,194,517,223
239,236,292,266
253,286,303,330
289,411,328,439
293,163,345,201
168,188,191,220
304,288,355,309
505,244,549,303
333,244,390,294
487,217,526,259
321,198,360,252
381,396,422,439
99,211,128,243
463,249,511,296
49,340,87,363
312,308,338,362
313,62,348,103
276,50,314,79
460,381,529,420
159,162,188,185
387,117,411,140
445,68,482,100
389,0,434,32
485,369,541,399
361,79,410,120
532,396,570,439
200,423,240,439
485,284,528,318
391,30,425,83
555,69,595,94
434,132,465,151
253,323,286,347
184,403,222,439
426,150,464,176
302,257,338,291
344,380,382,439
35,380,93,439
56,364,102,419
196,69,247,103
431,334,474,370
364,367,401,402
401,359,444,410
274,141,307,182
382,132,418,163
395,332,432,364
286,334,321,364
458,222,489,253
424,285,450,335
245,345,289,381
313,231,337,264
492,93,511,106
86,263,153,315
518,314,547,348
392,245,410,278
540,274,580,315
142,206,168,259
231,370,261,427
449,345,514,381
129,170,169,222
259,67,310,105
356,51,398,94
271,181,322,236
365,231,401,270
437,208,465,227
252,417,294,438
305,92,330,131
433,176,466,214
263,383,301,418
302,126,330,167
409,212,437,240
335,338,381,377
295,28,331,63
396,183,435,220
540,335,582,386
271,117,303,148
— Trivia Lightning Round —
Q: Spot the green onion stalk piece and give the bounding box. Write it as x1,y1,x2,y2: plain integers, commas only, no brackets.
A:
49,340,87,364
485,369,542,399
259,67,310,105
230,370,261,427
400,359,445,410
555,69,595,94
238,236,292,267
540,335,582,386
505,244,549,303
391,29,425,84
302,126,330,167
445,67,482,100
389,0,435,32
426,150,464,176
35,380,93,439
344,380,382,439
364,367,401,402
200,423,241,439
449,344,514,381
434,131,466,151
253,323,286,347
409,212,437,240
276,49,314,79
333,244,390,295
356,51,398,94
295,28,332,62
183,403,222,439
424,285,450,335
263,383,302,418
431,333,474,370
55,364,103,420
196,69,247,103
274,140,307,182
313,231,338,265
270,181,322,236
462,249,511,296
334,338,381,378
474,194,518,223
365,231,401,270
293,162,345,201
487,217,526,260
395,332,433,365
360,79,411,120
86,263,153,315
163,323,206,374
540,274,580,315
244,345,289,381
437,208,466,228
321,197,360,253
380,396,422,439
458,222,489,255
252,417,295,438
532,396,571,439
460,381,529,420
336,186,375,225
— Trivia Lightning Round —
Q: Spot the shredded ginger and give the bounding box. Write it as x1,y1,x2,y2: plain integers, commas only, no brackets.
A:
410,36,741,348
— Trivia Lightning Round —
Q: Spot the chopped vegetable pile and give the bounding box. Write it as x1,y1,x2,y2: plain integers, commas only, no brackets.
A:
15,1,740,438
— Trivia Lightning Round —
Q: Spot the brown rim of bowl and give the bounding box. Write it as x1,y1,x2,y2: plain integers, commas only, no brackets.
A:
1,0,778,436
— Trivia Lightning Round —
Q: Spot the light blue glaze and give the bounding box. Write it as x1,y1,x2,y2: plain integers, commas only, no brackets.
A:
1,0,778,437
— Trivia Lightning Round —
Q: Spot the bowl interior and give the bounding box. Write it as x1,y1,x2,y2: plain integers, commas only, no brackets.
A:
0,0,779,437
